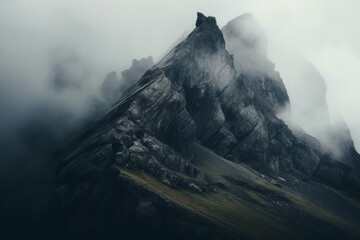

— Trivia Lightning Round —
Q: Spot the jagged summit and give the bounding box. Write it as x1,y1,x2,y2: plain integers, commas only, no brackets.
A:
155,13,229,77
195,12,217,27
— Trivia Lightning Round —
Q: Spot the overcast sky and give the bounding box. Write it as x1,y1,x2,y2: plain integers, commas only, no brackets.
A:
0,0,359,149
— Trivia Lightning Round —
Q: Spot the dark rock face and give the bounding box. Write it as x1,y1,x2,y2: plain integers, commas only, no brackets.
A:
49,12,360,239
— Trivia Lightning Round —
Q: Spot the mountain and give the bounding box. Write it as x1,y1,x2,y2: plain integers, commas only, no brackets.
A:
48,13,360,240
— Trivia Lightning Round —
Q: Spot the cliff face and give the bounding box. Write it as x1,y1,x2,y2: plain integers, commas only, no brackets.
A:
49,13,360,240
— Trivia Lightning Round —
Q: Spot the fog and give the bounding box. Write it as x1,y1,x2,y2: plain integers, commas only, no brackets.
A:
0,0,359,164
1,0,358,150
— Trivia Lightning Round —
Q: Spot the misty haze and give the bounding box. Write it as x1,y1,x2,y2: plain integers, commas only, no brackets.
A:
1,1,360,240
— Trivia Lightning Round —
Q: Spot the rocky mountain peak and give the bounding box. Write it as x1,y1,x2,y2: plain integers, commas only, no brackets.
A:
155,13,233,89
195,12,217,27
188,13,225,53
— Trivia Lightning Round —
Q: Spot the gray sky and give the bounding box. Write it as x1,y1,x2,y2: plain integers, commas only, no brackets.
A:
0,0,359,149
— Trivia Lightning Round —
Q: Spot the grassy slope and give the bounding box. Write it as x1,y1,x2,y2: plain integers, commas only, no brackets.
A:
118,144,360,240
